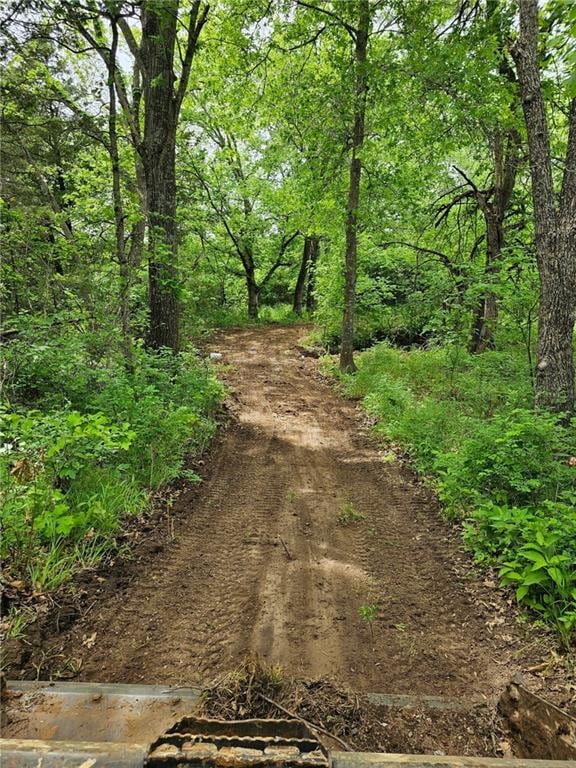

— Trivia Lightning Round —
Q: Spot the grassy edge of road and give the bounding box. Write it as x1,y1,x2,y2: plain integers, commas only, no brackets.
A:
1,318,225,644
324,342,576,647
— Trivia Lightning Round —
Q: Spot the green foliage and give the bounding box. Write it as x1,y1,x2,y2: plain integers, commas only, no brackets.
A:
343,343,576,640
437,410,575,514
338,501,365,525
358,603,379,641
500,540,576,645
1,408,134,550
1,318,224,589
91,347,222,488
462,502,576,642
358,603,379,623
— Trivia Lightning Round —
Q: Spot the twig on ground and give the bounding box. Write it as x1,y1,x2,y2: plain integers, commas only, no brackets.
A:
255,691,352,751
279,537,294,561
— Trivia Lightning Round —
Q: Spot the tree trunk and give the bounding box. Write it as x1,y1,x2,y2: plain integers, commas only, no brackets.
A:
469,213,501,353
468,129,520,354
306,236,319,313
340,0,370,373
219,280,226,306
141,0,180,351
129,144,147,272
247,271,259,319
512,0,576,414
469,293,498,355
536,255,576,413
144,131,179,350
293,237,311,314
468,0,520,355
107,13,133,370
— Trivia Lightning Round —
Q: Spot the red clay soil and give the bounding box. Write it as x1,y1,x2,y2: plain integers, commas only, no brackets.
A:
7,326,573,705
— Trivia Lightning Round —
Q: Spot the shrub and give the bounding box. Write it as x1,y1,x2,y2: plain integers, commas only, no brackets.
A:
1,318,224,590
436,409,576,515
464,502,576,643
1,410,134,555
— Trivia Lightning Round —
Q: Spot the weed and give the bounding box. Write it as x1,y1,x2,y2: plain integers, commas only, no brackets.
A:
338,502,365,526
499,538,576,647
1,323,224,596
180,469,203,484
2,605,35,639
358,603,379,642
26,546,78,592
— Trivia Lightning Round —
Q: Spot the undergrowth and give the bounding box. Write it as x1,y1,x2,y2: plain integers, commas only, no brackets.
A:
0,316,224,597
188,303,308,334
335,343,576,644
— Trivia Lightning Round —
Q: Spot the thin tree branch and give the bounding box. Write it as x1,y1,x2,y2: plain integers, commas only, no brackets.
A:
175,1,210,111
452,165,479,193
380,240,461,274
274,24,326,52
118,17,146,77
296,0,357,40
73,20,142,149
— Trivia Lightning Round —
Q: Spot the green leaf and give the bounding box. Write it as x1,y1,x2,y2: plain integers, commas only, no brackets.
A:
516,584,530,601
547,567,566,588
521,549,548,569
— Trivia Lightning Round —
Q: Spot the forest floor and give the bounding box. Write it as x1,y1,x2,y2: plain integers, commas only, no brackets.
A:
7,325,571,705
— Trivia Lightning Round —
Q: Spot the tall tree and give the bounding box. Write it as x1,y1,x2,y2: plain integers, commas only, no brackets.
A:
138,0,209,350
460,129,521,353
512,0,576,413
293,236,311,315
57,0,208,350
105,5,133,368
340,0,370,372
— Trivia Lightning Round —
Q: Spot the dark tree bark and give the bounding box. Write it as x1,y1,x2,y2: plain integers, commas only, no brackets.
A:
106,10,133,369
243,247,259,319
467,129,521,353
139,0,208,350
340,0,370,373
294,235,319,314
293,236,312,314
306,236,319,313
140,1,179,350
128,60,147,274
512,0,576,414
247,281,259,319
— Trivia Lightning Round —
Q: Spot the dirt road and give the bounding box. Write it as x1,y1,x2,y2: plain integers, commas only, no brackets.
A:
38,325,530,695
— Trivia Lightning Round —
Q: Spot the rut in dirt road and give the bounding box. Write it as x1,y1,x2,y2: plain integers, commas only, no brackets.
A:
49,326,524,695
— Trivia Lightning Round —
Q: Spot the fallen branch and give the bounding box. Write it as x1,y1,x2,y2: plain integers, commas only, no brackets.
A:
255,691,352,752
279,536,294,561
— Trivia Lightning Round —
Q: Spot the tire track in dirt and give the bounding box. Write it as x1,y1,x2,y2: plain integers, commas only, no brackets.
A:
43,325,529,696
